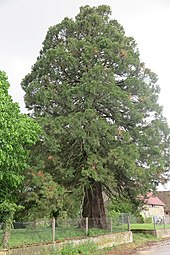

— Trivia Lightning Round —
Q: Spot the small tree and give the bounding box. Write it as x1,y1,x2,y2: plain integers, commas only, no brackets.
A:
17,169,65,221
0,71,40,248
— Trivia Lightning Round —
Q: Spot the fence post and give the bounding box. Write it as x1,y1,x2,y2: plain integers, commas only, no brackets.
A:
85,217,88,236
121,213,124,224
110,217,113,233
163,216,166,229
52,217,56,243
127,214,130,231
153,216,156,237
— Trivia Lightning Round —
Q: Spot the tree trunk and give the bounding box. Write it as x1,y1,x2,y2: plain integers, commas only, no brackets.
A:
2,222,11,249
82,181,107,229
2,230,10,249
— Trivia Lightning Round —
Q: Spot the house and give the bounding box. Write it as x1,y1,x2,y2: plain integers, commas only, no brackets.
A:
140,192,165,221
156,191,170,223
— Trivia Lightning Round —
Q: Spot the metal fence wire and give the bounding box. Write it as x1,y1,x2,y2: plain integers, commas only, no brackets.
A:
0,214,130,248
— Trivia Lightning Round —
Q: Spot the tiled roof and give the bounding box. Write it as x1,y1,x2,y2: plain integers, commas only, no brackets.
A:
143,192,165,206
146,196,165,206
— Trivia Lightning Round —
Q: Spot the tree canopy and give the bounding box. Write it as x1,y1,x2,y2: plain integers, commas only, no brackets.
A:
0,71,40,247
21,5,170,227
0,70,40,214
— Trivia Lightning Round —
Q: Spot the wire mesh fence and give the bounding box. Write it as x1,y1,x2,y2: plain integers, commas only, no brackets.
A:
129,214,170,231
0,214,130,248
1,213,170,248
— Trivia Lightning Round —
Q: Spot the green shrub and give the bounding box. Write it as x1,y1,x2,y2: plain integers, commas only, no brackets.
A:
136,215,144,223
144,217,152,224
45,242,99,255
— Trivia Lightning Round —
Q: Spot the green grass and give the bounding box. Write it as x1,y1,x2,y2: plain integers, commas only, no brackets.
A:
1,222,166,249
0,227,84,248
44,242,102,255
131,223,154,230
0,225,165,255
130,223,170,230
44,233,161,255
133,232,160,244
0,220,129,248
0,226,113,248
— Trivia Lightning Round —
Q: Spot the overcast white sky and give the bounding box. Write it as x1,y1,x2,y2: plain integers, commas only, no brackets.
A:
0,0,170,189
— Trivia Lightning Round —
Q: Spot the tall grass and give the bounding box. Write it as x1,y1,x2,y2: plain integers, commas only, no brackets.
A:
43,242,102,255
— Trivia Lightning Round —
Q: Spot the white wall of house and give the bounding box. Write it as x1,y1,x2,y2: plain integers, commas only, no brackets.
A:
141,204,165,219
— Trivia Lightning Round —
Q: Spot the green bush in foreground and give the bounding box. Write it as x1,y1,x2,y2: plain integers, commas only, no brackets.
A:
45,242,101,255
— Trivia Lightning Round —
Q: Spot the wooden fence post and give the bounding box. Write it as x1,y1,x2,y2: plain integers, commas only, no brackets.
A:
127,214,130,231
110,217,113,233
85,217,88,236
52,217,56,243
163,216,166,229
153,216,156,236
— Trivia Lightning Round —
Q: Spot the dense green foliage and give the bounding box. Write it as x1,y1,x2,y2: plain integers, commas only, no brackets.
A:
17,169,65,220
21,5,170,223
0,71,40,205
0,71,40,247
106,196,135,216
0,72,39,203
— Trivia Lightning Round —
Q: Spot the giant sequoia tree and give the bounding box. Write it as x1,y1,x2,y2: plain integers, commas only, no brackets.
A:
22,5,170,228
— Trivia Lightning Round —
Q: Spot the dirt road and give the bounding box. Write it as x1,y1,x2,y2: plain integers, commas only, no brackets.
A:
136,240,170,255
104,238,170,255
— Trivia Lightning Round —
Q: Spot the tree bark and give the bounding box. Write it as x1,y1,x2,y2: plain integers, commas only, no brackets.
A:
2,222,11,249
2,230,10,249
82,181,107,229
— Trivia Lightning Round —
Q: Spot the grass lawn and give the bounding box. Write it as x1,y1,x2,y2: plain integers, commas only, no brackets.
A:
0,227,84,248
133,232,160,244
130,223,170,230
0,220,130,248
0,222,167,249
0,226,120,248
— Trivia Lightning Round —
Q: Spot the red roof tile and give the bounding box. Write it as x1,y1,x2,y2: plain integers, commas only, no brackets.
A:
146,196,165,206
141,192,165,206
